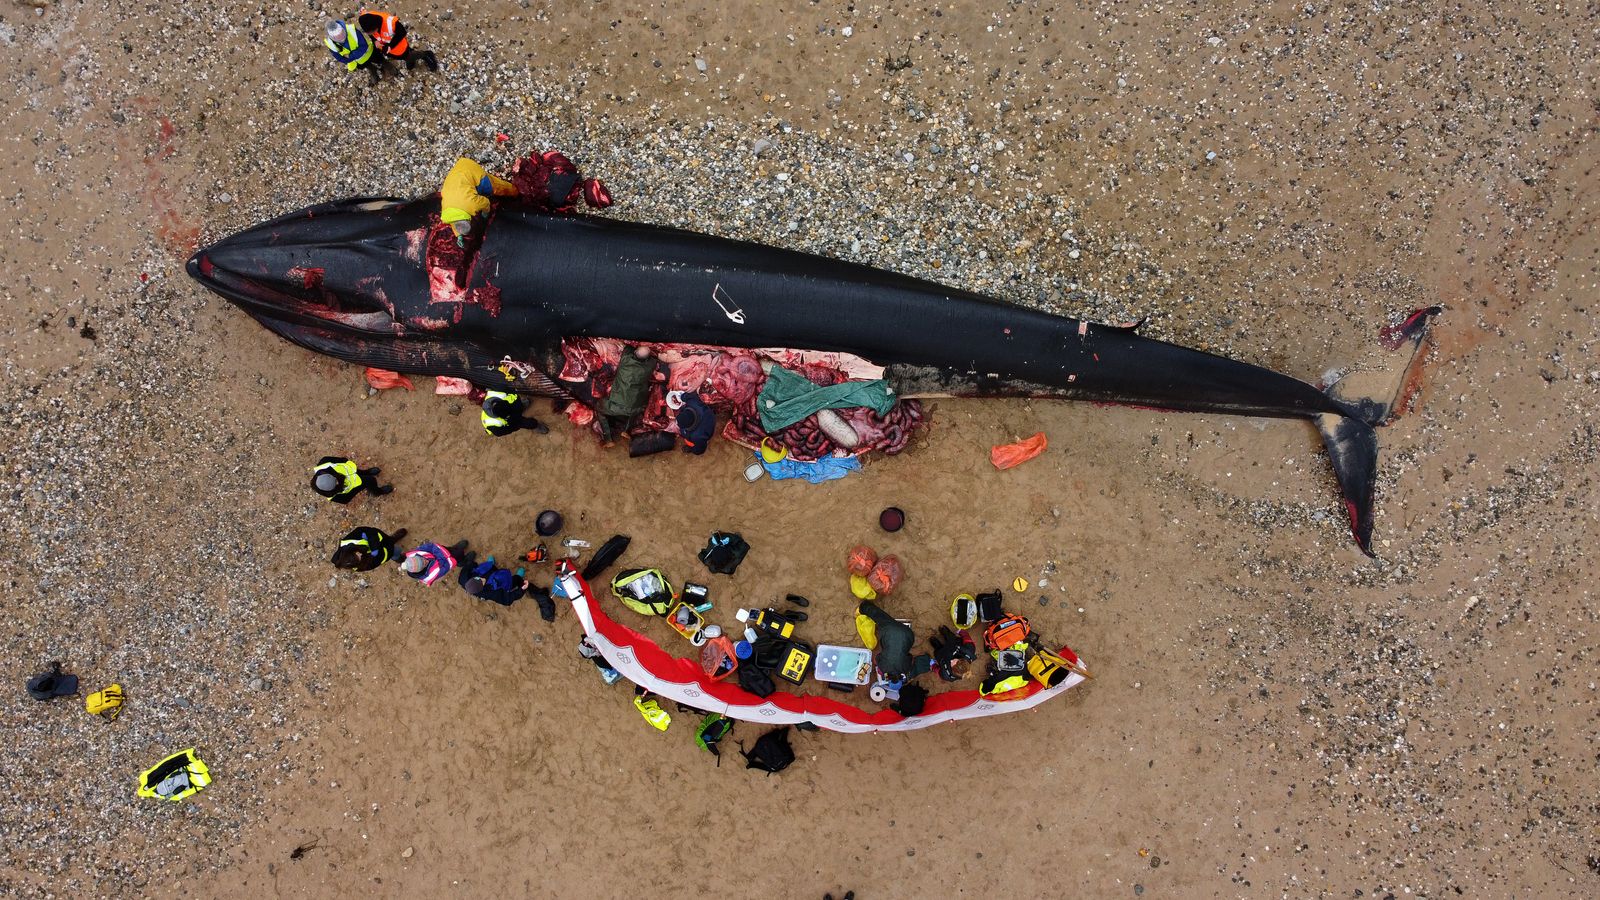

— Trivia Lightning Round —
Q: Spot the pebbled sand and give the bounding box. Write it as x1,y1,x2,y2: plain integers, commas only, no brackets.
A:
2,2,1596,898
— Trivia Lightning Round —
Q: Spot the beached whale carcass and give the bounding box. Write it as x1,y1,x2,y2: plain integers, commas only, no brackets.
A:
186,196,1436,554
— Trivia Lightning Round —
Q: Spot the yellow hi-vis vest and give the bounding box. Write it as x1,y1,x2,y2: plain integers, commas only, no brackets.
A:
325,24,374,71
340,532,390,564
314,459,362,497
481,390,519,433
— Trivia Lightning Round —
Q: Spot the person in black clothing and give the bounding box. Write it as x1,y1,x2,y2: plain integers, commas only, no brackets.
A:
311,456,393,503
331,526,408,571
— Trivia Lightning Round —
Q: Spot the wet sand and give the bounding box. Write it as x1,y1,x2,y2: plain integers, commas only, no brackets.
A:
2,2,1597,897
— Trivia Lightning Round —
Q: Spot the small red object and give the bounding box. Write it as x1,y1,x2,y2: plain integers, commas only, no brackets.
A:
583,178,613,209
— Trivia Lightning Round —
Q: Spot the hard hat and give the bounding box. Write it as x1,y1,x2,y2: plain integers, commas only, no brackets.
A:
535,509,563,536
450,219,474,237
401,554,427,573
314,472,339,492
463,577,486,596
325,20,347,42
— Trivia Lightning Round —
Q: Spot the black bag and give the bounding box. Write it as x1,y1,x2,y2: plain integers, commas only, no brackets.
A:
753,635,788,671
976,590,1004,622
698,532,750,575
891,683,928,717
581,535,632,581
737,661,777,698
26,662,77,701
739,727,795,775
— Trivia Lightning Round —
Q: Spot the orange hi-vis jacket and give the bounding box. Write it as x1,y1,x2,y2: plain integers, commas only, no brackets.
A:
358,9,410,57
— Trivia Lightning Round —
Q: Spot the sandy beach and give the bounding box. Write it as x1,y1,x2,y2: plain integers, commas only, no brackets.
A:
2,1,1596,897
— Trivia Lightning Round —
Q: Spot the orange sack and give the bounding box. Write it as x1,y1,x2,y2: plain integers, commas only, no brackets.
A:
990,432,1047,470
364,367,415,391
846,545,878,577
867,555,903,595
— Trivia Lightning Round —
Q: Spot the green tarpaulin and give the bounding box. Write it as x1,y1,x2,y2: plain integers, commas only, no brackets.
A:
757,365,897,432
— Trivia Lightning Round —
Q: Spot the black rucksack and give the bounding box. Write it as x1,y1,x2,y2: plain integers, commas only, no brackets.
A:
737,662,777,698
739,727,795,775
698,532,750,575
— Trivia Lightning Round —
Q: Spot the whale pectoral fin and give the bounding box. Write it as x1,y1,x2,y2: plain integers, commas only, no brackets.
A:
1324,306,1442,426
1315,412,1378,557
248,312,571,398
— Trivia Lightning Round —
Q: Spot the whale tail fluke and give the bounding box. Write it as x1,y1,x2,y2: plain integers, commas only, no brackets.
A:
1318,306,1442,555
1315,413,1380,555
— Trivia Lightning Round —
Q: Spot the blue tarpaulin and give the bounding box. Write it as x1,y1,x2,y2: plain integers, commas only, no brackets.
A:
759,452,862,483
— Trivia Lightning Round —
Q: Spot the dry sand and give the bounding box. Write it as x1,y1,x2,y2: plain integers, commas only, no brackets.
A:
2,1,1596,898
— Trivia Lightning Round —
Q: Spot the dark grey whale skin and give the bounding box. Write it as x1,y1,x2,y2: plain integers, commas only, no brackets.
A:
187,196,1438,554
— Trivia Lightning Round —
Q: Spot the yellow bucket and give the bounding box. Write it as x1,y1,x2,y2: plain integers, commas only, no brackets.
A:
760,437,789,464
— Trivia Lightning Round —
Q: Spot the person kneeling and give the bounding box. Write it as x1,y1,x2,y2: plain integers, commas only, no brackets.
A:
459,556,528,607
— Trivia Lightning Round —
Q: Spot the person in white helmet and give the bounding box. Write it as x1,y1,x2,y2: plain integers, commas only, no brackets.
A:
323,19,393,83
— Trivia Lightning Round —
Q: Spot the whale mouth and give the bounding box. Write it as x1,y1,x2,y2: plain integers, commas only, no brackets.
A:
186,249,400,335
187,195,431,336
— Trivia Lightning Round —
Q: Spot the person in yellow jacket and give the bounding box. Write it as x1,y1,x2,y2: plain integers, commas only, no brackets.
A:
441,158,519,247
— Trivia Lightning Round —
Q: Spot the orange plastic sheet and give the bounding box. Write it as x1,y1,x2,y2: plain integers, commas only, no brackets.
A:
364,367,415,391
990,431,1047,470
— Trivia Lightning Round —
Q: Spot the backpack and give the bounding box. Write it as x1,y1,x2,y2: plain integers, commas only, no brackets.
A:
891,683,928,717
610,568,675,616
86,684,125,719
984,613,1032,651
698,532,750,575
739,727,795,775
695,713,735,763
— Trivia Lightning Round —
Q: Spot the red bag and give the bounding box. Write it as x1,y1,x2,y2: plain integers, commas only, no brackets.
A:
700,635,739,682
846,545,878,577
991,432,1047,470
867,555,903,596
